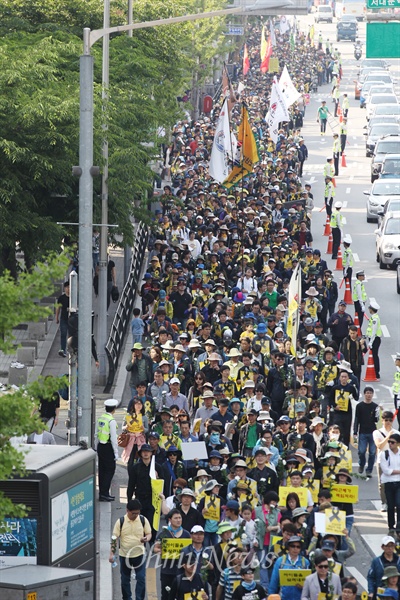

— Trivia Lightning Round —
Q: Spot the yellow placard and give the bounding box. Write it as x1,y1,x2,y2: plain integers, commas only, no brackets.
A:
268,57,280,73
271,535,283,545
160,435,182,451
184,593,203,600
318,594,339,600
279,486,308,507
27,594,37,600
279,569,311,586
203,494,221,521
335,390,349,412
337,449,352,471
194,480,208,503
322,466,339,487
332,561,342,576
246,455,256,469
151,478,164,531
192,418,202,434
303,479,320,504
331,484,358,504
325,508,346,535
161,537,191,559
239,491,258,510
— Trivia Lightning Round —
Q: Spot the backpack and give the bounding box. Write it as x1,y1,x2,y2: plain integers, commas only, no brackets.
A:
119,514,146,542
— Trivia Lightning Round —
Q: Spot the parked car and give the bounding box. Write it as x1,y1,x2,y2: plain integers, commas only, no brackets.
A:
375,211,400,269
337,15,358,40
366,93,398,119
359,58,389,71
372,104,400,118
364,178,400,222
355,70,392,99
371,135,400,182
361,84,395,108
397,263,400,293
380,154,400,178
365,115,400,135
365,124,400,157
364,179,400,223
378,196,400,226
315,5,333,22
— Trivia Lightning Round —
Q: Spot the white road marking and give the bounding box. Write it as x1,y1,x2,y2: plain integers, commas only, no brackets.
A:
342,217,347,224
346,187,351,194
353,253,360,262
381,324,390,338
346,567,368,592
349,175,354,181
354,144,359,148
343,201,348,208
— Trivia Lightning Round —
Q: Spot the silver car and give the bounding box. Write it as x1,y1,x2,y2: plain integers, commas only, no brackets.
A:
364,179,400,222
365,124,400,157
375,210,400,269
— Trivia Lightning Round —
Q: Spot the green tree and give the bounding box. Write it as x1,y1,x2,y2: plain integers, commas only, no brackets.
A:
0,252,69,524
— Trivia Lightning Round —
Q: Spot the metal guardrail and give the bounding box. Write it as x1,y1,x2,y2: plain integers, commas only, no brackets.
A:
104,223,149,392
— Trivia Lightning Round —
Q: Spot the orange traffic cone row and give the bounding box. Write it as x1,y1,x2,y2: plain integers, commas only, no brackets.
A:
326,232,333,254
324,215,331,236
335,246,343,270
354,311,361,336
341,152,347,167
343,278,353,304
363,349,379,381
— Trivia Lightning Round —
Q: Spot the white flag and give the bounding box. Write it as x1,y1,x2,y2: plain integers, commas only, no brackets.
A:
266,78,290,144
287,263,302,355
269,19,276,46
279,65,301,108
280,15,290,34
209,99,232,184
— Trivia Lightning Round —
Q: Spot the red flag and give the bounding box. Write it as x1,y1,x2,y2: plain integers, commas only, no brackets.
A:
243,44,250,76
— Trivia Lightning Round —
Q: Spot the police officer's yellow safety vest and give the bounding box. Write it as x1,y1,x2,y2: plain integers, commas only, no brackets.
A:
97,413,115,443
343,248,354,268
330,211,341,228
366,314,382,338
352,280,367,302
393,370,400,395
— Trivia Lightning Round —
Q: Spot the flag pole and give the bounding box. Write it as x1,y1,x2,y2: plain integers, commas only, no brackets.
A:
240,102,246,275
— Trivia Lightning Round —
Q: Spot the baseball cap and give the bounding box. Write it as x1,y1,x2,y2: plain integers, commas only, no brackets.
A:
191,525,205,534
170,377,180,384
382,535,396,545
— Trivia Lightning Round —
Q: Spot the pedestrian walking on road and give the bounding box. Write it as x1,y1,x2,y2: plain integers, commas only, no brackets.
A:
353,386,379,477
330,201,344,259
379,433,400,538
366,300,382,380
96,398,119,501
110,499,152,600
352,270,368,329
317,101,330,136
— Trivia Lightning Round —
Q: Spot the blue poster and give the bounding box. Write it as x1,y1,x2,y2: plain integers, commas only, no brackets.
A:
51,478,94,562
0,518,37,568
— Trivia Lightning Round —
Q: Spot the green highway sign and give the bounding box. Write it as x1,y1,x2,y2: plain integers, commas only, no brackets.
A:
367,0,400,7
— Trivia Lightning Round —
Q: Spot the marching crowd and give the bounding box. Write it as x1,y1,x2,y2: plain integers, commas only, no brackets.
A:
94,19,400,600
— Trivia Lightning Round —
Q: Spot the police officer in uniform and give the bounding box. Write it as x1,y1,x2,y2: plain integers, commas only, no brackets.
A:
340,118,347,154
342,235,354,292
331,201,343,260
352,270,368,329
324,175,335,218
332,133,341,176
366,300,382,381
96,398,119,501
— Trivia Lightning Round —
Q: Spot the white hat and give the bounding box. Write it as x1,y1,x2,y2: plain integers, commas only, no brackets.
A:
188,339,201,348
227,348,241,357
104,399,118,408
161,341,175,350
191,525,205,533
337,360,353,373
369,300,380,310
181,488,196,498
170,377,180,384
310,417,327,429
244,380,255,388
257,411,271,421
382,535,396,545
335,201,342,209
305,286,319,297
204,338,217,347
173,344,186,353
342,235,352,244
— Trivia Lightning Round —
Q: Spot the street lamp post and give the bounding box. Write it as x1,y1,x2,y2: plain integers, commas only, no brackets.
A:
77,0,293,444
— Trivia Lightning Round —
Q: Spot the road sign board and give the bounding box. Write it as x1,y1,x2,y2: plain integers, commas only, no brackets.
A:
367,22,400,57
225,26,244,35
367,0,400,7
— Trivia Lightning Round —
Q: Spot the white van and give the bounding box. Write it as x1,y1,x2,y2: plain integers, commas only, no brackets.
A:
315,5,333,22
336,0,365,20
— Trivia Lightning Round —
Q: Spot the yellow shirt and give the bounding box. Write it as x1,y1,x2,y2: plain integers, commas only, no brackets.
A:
125,412,144,434
112,514,151,558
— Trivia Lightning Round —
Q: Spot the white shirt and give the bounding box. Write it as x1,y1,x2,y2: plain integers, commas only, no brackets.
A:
373,426,400,456
379,448,400,483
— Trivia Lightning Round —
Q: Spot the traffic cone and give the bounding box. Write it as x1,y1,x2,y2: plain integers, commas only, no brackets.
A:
341,152,347,167
326,232,333,254
363,349,379,381
335,246,343,270
354,311,361,336
343,278,353,304
323,215,331,236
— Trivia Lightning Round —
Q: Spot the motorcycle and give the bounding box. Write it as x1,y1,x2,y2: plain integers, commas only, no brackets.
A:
354,46,362,60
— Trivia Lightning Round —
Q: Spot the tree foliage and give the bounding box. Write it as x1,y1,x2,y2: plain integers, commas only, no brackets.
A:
0,0,230,271
0,252,69,523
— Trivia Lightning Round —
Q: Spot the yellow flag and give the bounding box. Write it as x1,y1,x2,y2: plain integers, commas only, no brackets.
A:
238,105,259,170
151,479,164,530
